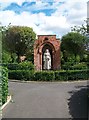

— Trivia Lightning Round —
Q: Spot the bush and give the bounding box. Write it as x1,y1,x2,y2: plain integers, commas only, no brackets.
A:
55,69,89,81
0,63,19,70
61,62,74,70
18,61,34,70
7,63,19,70
2,51,12,63
62,62,88,70
1,67,8,105
55,70,68,81
9,70,34,81
71,63,88,70
1,61,34,70
8,69,89,81
34,71,55,81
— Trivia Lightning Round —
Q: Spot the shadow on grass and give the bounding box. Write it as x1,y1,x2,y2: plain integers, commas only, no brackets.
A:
68,85,89,119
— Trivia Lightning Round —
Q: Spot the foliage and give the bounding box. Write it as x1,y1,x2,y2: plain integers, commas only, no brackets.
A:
2,61,34,71
61,62,88,70
9,70,34,81
34,71,55,81
71,20,89,53
61,32,87,56
61,32,87,64
2,50,12,63
0,26,2,63
1,67,8,105
71,62,88,70
55,70,89,81
3,26,36,62
8,69,89,81
71,22,87,35
18,61,34,70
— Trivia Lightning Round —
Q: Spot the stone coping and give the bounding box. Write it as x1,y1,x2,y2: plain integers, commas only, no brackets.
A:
1,95,11,110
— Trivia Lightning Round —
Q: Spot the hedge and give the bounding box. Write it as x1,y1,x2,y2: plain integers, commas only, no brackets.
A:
1,61,34,70
55,70,89,81
61,62,89,70
9,70,34,81
34,71,55,81
1,67,8,105
8,69,89,81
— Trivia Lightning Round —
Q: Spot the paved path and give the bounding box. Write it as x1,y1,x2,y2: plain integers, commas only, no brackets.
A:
2,80,88,118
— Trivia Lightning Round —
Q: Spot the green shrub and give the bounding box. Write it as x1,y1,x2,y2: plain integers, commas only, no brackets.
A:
34,71,55,81
18,61,34,70
71,63,88,70
67,70,87,80
1,67,8,105
55,70,68,81
7,63,19,70
61,62,74,70
2,51,12,63
62,62,88,70
0,63,19,70
9,70,34,81
55,69,89,81
8,69,89,81
1,61,34,71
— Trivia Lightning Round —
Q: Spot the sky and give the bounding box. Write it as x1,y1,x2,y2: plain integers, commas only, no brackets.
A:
0,0,88,38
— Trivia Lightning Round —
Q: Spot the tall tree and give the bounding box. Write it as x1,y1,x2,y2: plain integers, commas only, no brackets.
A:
3,26,36,62
61,32,87,62
71,20,89,52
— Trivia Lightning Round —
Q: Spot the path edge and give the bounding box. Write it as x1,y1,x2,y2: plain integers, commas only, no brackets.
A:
1,95,11,110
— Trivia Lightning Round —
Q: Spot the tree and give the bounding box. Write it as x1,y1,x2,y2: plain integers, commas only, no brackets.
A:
71,24,87,35
61,32,87,62
3,26,36,62
71,20,89,62
1,23,12,63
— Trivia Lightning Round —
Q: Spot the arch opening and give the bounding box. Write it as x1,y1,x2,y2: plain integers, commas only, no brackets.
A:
42,44,53,70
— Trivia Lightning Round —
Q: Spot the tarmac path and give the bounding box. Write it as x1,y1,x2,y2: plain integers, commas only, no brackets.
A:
2,80,88,118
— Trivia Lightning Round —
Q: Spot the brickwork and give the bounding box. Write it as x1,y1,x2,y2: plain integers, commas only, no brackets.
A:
34,35,61,70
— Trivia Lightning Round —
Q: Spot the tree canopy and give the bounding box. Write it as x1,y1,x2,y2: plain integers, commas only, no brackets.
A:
3,26,36,62
61,32,87,58
71,20,89,53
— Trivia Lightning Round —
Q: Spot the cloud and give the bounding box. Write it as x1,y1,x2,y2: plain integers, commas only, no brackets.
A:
3,2,56,16
0,0,26,6
0,0,88,38
52,0,87,26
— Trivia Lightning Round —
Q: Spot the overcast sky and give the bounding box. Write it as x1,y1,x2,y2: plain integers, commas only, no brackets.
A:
0,0,88,38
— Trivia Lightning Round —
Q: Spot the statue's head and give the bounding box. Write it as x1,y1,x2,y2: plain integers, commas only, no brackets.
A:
45,49,49,53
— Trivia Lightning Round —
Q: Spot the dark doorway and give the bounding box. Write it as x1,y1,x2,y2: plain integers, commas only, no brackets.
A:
42,44,53,70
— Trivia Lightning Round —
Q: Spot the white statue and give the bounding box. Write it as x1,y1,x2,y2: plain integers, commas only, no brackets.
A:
43,49,51,70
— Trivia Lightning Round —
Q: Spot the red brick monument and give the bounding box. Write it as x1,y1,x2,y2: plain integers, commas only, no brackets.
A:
34,35,61,70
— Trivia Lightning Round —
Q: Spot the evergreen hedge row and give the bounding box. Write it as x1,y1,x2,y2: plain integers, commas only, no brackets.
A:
1,61,34,70
9,70,34,81
1,67,8,105
8,69,89,81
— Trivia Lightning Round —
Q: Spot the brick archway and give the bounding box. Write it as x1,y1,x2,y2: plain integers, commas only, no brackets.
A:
34,35,61,70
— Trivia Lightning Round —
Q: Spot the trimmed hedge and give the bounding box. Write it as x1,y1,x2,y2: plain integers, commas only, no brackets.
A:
61,62,88,70
55,70,89,81
1,67,8,105
34,71,55,81
8,69,89,81
1,61,34,70
9,70,34,81
55,70,68,81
